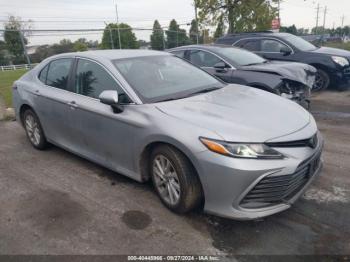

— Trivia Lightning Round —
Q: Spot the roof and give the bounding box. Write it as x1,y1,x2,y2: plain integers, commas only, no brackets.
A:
50,49,169,61
220,32,293,39
168,44,241,52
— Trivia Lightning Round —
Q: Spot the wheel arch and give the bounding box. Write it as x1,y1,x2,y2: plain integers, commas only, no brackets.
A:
138,139,204,190
309,63,330,72
19,104,35,126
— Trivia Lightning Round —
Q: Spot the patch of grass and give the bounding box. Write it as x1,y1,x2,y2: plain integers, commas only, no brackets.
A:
323,42,350,51
0,69,28,107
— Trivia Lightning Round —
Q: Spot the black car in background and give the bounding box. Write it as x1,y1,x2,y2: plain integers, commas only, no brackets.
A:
169,45,316,108
215,32,350,91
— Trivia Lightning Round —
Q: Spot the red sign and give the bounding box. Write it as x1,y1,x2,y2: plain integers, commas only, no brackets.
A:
271,19,280,29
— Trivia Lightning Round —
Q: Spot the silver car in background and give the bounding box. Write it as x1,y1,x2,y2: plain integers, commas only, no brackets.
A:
13,50,323,220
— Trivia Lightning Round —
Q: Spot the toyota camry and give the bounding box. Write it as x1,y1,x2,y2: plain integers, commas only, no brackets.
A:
13,50,323,220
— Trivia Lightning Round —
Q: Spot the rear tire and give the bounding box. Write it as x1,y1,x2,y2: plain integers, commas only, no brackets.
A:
150,145,202,214
313,69,330,91
23,109,48,150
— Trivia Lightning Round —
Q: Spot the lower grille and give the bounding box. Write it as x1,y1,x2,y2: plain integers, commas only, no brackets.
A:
344,67,350,75
240,153,321,209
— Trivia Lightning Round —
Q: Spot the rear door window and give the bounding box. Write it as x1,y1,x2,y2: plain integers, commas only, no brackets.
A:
38,64,49,84
46,58,73,90
238,39,260,52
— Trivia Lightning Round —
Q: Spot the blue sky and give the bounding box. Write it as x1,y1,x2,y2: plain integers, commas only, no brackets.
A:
0,0,348,45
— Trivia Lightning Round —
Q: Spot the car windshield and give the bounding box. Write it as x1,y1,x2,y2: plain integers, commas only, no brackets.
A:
215,47,266,66
281,34,317,51
113,55,224,103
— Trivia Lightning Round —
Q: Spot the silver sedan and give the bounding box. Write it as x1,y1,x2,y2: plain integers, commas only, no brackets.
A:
13,50,323,220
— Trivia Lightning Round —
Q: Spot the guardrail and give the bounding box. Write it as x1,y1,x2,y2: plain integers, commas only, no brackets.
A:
0,64,37,71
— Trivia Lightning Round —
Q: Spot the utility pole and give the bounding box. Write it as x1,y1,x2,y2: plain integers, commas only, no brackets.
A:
322,6,328,35
315,3,320,35
115,1,122,49
194,0,199,44
19,30,31,66
341,15,345,40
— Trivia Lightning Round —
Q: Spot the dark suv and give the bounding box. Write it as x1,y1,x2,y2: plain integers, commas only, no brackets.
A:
216,32,350,91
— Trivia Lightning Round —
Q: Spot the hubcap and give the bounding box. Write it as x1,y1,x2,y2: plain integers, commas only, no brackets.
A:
25,114,41,146
153,155,181,205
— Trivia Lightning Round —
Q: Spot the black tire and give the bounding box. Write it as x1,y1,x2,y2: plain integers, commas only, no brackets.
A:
313,69,330,91
23,109,48,150
150,145,203,214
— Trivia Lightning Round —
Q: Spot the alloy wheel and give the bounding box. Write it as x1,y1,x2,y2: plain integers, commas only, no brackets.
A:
313,70,328,91
25,114,41,146
152,155,181,206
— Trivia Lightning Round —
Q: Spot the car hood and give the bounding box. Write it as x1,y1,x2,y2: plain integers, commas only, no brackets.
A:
311,46,350,58
239,61,316,87
156,85,311,142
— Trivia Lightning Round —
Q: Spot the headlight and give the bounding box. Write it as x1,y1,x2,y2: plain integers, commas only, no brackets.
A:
332,56,349,67
200,137,284,159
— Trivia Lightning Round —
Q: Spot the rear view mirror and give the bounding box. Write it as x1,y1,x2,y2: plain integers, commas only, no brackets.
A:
214,61,228,72
280,46,292,56
99,90,123,113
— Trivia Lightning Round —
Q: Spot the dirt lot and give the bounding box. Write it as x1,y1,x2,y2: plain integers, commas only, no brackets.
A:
0,90,349,256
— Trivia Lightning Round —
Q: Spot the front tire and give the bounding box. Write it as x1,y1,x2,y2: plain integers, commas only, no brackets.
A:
23,109,48,150
150,145,202,214
313,69,330,91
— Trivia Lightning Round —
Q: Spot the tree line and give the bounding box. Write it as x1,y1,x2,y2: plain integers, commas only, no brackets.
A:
2,0,350,65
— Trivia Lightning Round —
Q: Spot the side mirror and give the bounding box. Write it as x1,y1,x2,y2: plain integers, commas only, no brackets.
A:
280,46,292,56
99,90,123,113
214,61,228,72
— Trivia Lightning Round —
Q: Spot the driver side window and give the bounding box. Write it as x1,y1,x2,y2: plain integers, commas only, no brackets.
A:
260,39,290,53
75,59,131,103
189,50,223,67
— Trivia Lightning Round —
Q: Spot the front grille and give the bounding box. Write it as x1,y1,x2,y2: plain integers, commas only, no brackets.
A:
344,67,350,75
240,152,321,209
265,134,318,149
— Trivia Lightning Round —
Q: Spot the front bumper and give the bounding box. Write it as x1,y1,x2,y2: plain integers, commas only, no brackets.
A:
195,133,324,220
278,81,311,109
332,67,350,89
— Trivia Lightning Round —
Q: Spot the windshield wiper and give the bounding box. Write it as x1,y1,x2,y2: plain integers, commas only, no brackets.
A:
156,86,222,102
244,62,266,66
187,86,223,97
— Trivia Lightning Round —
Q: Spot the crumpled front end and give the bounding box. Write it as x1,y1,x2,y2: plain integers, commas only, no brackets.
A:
278,79,313,109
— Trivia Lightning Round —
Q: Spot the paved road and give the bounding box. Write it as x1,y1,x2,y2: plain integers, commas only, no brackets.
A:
0,94,349,255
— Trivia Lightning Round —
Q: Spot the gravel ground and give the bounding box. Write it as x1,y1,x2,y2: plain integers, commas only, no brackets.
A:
0,90,349,256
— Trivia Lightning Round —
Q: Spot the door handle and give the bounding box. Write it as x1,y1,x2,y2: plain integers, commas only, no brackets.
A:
67,101,79,109
34,90,40,96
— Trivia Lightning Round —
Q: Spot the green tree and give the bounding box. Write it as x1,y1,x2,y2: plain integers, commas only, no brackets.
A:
177,29,191,46
3,16,29,64
189,19,199,44
196,0,278,33
150,20,165,50
101,23,139,49
166,19,191,48
73,40,88,52
166,19,179,48
0,40,10,65
280,24,297,35
214,15,225,39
